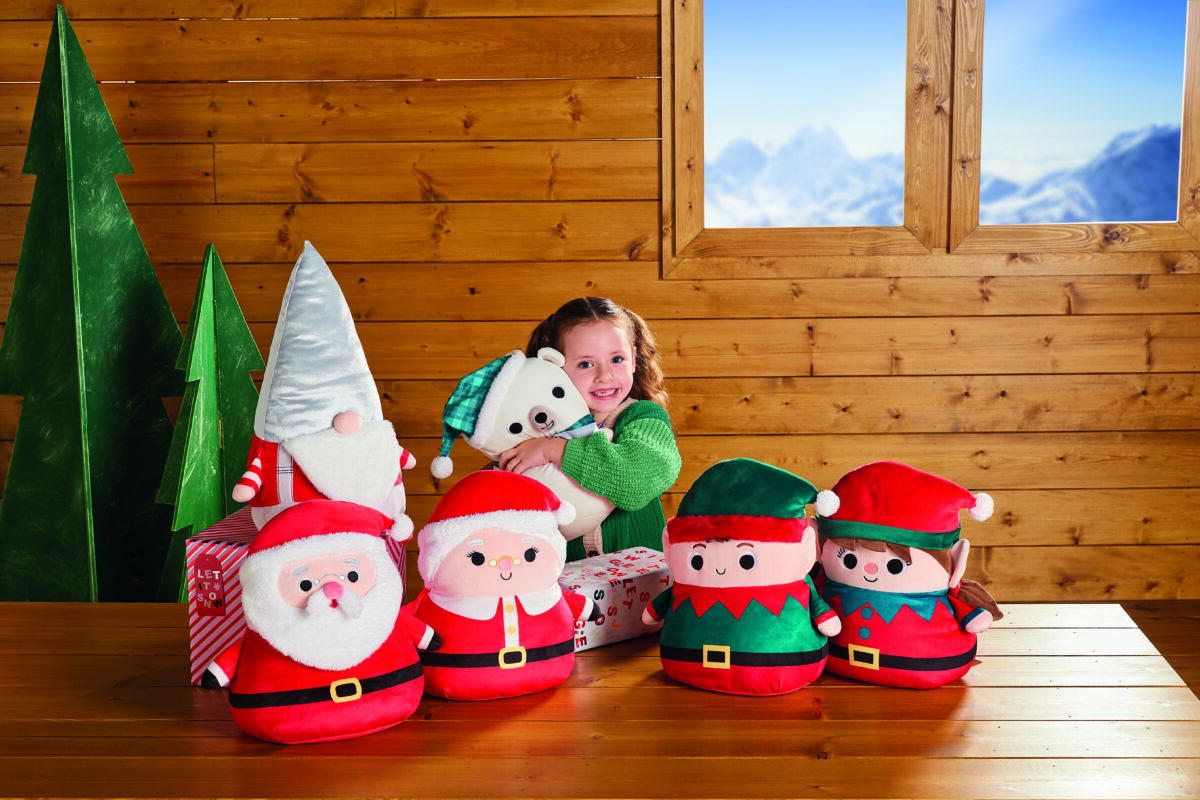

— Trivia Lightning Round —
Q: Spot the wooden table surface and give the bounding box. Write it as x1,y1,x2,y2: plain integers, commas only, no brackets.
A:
1,601,1198,799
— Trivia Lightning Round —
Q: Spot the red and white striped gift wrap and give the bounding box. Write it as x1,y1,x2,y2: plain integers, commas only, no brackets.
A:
185,506,408,684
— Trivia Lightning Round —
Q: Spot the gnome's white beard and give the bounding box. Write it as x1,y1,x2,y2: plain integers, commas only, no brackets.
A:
243,560,404,672
284,421,401,510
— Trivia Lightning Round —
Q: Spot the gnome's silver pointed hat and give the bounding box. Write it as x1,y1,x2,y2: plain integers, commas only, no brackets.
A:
254,242,382,442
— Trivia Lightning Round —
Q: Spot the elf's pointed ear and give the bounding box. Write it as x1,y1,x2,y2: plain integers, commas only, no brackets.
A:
661,524,671,554
538,347,566,367
948,539,970,587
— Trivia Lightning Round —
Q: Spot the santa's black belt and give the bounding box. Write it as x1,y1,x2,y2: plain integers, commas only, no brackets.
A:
828,641,977,672
419,639,575,669
228,662,422,709
659,643,828,668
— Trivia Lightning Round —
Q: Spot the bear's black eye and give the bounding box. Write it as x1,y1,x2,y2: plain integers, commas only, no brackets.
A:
738,553,756,571
840,552,858,570
689,553,704,571
508,422,523,435
523,548,538,562
346,570,359,583
468,551,486,566
552,386,566,399
298,578,314,593
886,558,908,575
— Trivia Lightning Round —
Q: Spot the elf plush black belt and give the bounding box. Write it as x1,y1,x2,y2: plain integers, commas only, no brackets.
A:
228,662,423,709
828,642,977,672
420,639,575,670
660,643,828,669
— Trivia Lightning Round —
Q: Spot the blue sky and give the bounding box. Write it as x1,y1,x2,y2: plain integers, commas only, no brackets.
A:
704,0,1186,179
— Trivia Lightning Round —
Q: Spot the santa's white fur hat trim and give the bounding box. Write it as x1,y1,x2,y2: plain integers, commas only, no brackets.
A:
417,508,569,580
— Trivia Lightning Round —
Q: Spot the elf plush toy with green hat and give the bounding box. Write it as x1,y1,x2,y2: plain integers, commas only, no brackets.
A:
815,460,1003,689
642,458,842,696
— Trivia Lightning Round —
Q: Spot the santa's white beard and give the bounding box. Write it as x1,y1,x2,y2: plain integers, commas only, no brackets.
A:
243,562,404,672
284,421,402,510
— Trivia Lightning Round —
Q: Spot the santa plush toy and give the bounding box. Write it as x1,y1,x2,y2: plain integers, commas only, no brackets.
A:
815,460,1003,689
201,500,437,743
406,470,601,701
231,242,416,539
642,458,842,696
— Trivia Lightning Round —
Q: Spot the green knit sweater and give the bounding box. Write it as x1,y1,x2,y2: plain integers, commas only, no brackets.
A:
560,400,681,561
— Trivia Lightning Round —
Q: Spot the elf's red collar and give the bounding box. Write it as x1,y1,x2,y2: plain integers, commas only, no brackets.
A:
670,579,811,619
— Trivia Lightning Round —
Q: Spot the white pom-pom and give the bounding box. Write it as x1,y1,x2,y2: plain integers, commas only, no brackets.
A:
430,455,454,480
388,513,414,543
815,489,840,518
555,499,576,528
969,492,994,522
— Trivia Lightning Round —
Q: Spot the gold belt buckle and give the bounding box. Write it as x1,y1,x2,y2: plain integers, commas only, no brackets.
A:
330,677,362,703
847,644,881,670
499,646,527,669
701,644,731,669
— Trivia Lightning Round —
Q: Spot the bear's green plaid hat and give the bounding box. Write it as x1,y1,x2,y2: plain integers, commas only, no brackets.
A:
430,351,516,479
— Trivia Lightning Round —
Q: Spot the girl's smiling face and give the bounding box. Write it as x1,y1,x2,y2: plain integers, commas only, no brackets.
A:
560,321,635,423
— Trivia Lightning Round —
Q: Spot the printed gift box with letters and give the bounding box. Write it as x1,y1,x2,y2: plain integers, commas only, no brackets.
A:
185,506,406,684
558,547,672,651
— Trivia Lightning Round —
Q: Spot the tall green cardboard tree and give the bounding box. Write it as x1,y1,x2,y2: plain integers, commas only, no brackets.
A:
0,6,184,601
157,244,264,602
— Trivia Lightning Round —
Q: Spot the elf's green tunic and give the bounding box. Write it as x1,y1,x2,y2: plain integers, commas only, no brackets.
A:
561,400,680,561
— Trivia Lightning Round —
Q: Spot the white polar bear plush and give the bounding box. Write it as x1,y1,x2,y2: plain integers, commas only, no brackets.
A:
430,348,615,542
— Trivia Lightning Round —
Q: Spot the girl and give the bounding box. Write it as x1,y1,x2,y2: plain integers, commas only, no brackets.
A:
497,297,681,561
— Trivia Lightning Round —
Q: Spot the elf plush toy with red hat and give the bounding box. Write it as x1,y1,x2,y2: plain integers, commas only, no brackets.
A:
231,242,417,539
201,500,437,743
407,470,601,700
815,460,1003,689
642,458,842,696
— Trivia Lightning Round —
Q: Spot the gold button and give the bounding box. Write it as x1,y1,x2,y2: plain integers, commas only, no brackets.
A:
506,625,517,634
504,604,515,613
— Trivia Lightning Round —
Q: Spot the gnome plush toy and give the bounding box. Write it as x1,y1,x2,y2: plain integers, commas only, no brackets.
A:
815,460,1003,689
200,500,437,743
642,458,842,696
406,470,600,701
231,242,416,538
429,348,614,542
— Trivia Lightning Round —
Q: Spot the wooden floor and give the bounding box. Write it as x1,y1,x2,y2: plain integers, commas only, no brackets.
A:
1,601,1198,799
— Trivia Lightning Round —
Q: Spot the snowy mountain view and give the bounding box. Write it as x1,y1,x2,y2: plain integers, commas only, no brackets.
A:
703,124,1181,228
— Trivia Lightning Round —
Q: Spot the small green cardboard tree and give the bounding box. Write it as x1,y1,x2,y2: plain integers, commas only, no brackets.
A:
0,6,184,601
157,244,264,602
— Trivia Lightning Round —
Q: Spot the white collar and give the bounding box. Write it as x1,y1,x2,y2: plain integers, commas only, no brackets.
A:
427,585,563,620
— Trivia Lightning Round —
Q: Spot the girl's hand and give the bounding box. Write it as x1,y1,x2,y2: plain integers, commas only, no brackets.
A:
497,437,567,472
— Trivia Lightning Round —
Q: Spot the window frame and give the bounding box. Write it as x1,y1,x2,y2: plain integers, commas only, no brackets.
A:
661,0,1200,276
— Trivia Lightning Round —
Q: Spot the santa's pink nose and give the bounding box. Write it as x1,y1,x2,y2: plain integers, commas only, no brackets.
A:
863,562,879,575
497,556,514,571
322,582,344,599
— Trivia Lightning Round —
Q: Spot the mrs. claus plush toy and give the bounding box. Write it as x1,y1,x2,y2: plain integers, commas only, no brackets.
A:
429,348,614,542
231,242,416,538
201,500,437,743
406,470,600,700
815,460,1003,689
642,458,842,696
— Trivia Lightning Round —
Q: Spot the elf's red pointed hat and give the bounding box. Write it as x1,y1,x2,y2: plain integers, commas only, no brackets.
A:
816,461,993,551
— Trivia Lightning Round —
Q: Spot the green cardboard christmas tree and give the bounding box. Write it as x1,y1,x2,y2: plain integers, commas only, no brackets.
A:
0,6,184,601
156,244,264,602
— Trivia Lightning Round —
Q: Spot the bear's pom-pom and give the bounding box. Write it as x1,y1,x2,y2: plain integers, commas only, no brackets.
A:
430,456,454,480
815,489,840,518
969,492,994,522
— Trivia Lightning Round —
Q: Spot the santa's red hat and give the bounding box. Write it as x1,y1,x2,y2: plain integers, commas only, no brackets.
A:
417,471,574,580
245,500,399,565
816,461,993,551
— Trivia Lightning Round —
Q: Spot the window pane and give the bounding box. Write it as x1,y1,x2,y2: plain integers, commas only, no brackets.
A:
981,0,1185,225
703,1,906,228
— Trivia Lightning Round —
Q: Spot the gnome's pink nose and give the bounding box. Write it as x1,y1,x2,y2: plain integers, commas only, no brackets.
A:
863,562,879,575
322,582,344,600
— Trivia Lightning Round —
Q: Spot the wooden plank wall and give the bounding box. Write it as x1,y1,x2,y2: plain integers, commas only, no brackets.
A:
1,1,1198,602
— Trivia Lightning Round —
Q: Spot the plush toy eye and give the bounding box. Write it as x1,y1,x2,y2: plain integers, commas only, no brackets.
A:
508,422,523,435
738,553,756,571
886,558,909,575
839,552,858,570
298,578,314,593
689,553,704,570
346,570,359,583
523,547,539,562
468,551,486,566
552,386,566,399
